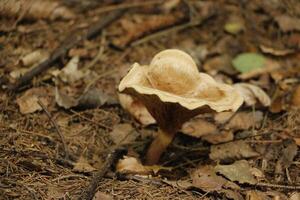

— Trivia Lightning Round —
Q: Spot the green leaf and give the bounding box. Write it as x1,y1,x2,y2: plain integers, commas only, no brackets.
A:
232,53,265,73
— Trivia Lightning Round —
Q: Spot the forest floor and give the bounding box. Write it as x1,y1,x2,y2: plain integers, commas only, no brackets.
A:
0,0,300,199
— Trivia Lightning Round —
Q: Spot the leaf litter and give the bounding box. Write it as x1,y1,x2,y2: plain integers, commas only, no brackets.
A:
1,0,300,199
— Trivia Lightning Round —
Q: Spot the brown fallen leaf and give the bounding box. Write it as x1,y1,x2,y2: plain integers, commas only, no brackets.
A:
291,85,300,108
259,45,294,56
109,123,138,145
289,193,300,200
270,94,285,113
116,156,149,174
275,139,297,177
118,93,155,126
19,49,49,67
93,191,113,200
16,87,53,114
73,156,96,173
58,56,84,84
191,165,227,192
222,189,244,200
0,0,75,20
47,186,65,200
209,140,259,161
275,15,300,32
112,13,185,48
225,111,263,131
202,130,234,144
215,160,257,184
181,117,218,138
55,87,114,109
214,111,263,131
246,191,270,200
234,83,271,107
203,55,236,75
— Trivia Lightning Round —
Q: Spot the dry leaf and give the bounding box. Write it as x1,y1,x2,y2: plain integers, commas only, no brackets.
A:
93,191,113,200
202,131,234,144
246,191,270,200
19,50,48,67
181,117,217,138
191,165,227,192
234,83,271,106
225,111,263,130
214,111,234,124
109,123,138,145
46,186,65,200
222,189,244,200
209,140,259,161
73,156,96,173
118,93,155,126
113,13,185,48
289,193,300,200
275,15,300,32
0,0,75,20
215,160,257,184
270,94,285,113
16,87,53,114
203,55,236,75
55,87,114,109
58,56,84,83
277,139,297,169
259,45,294,56
55,87,78,109
116,156,149,174
291,85,300,108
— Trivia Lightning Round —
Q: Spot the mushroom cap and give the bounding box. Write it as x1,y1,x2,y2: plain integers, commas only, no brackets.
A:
119,49,243,113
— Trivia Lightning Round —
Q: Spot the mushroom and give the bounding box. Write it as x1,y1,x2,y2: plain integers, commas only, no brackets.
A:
118,49,243,165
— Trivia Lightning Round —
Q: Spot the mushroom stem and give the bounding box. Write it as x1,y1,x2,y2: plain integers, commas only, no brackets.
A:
145,129,175,165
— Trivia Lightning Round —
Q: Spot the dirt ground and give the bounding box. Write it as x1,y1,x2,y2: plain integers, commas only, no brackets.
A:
1,0,300,199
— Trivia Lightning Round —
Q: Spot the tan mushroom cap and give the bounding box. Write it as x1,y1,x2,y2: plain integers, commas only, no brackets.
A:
119,49,243,113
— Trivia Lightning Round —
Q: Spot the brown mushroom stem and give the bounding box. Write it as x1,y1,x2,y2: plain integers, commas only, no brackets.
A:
145,129,175,165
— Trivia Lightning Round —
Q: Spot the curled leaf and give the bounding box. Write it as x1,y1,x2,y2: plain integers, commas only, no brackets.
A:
116,156,149,174
234,83,271,106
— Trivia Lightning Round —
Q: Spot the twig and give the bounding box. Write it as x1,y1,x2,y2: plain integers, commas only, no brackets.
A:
78,148,126,200
37,99,69,159
256,182,300,190
52,174,89,182
95,0,163,14
82,31,106,71
69,109,112,130
11,9,125,91
131,21,196,47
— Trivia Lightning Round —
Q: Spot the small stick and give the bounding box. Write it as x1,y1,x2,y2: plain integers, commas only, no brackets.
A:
94,0,163,14
11,9,125,91
78,148,126,200
256,182,300,190
37,99,69,159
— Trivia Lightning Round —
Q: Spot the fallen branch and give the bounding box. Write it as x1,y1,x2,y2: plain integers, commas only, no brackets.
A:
78,148,126,200
11,9,125,91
